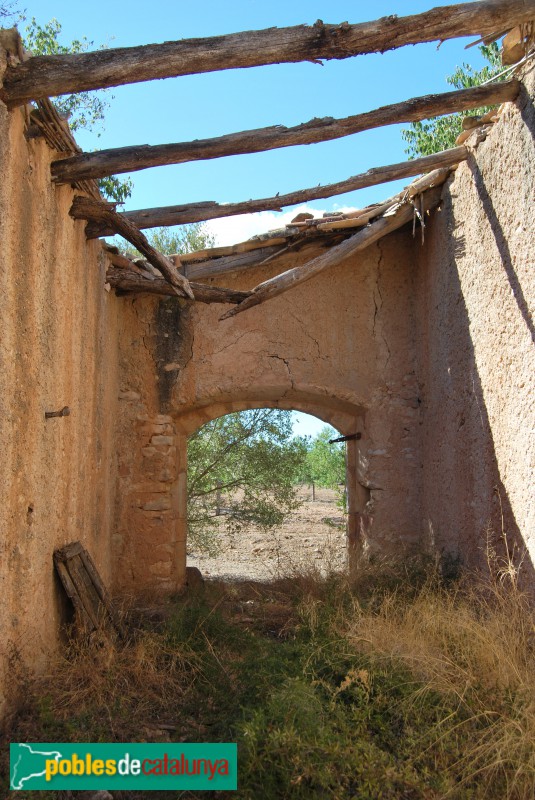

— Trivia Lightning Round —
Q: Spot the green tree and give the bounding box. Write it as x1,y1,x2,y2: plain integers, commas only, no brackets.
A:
187,410,308,553
118,222,216,259
144,224,216,255
401,43,504,157
21,18,133,203
301,426,345,492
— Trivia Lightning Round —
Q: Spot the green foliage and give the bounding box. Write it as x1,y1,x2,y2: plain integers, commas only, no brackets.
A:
23,18,108,133
187,410,308,553
22,18,132,204
117,222,215,259
98,174,134,205
401,43,504,157
300,425,345,490
145,224,216,255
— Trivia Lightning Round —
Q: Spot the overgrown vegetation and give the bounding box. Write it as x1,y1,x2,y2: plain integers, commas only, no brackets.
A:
188,410,307,554
3,557,534,799
401,43,505,156
120,223,216,261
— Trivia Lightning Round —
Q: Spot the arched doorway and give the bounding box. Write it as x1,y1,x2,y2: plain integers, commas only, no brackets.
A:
185,408,348,581
172,389,370,587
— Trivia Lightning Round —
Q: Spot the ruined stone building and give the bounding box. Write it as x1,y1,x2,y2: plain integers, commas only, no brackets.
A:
0,3,534,710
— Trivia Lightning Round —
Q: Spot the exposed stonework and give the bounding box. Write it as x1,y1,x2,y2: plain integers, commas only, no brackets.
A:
112,231,425,593
112,65,535,595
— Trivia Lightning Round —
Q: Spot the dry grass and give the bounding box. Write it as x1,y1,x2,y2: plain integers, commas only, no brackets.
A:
2,552,534,799
349,563,535,798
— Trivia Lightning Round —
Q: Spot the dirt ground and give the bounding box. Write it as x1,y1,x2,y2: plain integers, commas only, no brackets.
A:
188,486,347,581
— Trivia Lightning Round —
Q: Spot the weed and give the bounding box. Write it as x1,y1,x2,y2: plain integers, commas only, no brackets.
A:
1,558,534,799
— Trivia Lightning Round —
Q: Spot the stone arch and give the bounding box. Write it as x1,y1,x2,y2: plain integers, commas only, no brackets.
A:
172,385,370,585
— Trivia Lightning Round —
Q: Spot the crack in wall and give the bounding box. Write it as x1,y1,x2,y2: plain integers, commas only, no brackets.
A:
210,329,258,357
376,241,392,372
268,354,294,399
289,310,322,358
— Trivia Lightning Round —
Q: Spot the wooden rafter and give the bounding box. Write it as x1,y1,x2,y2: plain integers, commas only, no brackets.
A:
220,176,446,320
106,267,252,305
104,171,450,308
52,81,517,183
2,0,533,106
82,146,468,238
71,196,194,299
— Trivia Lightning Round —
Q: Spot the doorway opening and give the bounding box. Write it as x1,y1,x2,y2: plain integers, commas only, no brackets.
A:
185,408,348,581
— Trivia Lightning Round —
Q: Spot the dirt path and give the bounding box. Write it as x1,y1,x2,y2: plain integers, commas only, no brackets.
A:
188,486,347,581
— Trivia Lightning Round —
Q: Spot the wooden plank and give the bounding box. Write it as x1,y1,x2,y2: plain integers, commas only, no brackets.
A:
84,146,468,237
54,560,92,630
70,196,194,299
67,554,101,630
52,80,518,183
3,1,533,106
221,186,443,320
79,549,125,638
55,541,83,561
53,541,123,637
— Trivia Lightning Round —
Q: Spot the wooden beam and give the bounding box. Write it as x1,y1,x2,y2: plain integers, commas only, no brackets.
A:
3,1,534,106
160,168,452,282
84,146,468,238
221,186,443,320
53,81,516,183
70,196,194,299
106,267,252,305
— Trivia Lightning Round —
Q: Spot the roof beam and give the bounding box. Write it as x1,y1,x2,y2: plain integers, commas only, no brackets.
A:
71,196,194,298
221,182,443,320
82,146,468,238
51,80,518,183
106,265,252,305
2,0,534,107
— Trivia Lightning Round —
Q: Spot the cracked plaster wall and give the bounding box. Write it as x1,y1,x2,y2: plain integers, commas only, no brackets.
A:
414,64,535,583
113,232,424,592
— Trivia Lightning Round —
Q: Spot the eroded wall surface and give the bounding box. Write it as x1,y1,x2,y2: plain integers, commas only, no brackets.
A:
113,233,424,593
2,50,533,718
416,64,535,581
0,105,120,712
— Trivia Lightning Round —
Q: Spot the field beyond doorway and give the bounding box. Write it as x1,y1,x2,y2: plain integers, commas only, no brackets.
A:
188,486,346,581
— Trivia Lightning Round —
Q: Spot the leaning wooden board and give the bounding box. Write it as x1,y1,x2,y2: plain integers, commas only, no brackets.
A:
53,541,124,638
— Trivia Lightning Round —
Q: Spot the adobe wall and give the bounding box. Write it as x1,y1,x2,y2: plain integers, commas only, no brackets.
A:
112,232,424,593
415,63,535,581
0,104,120,713
1,45,533,718
112,65,535,594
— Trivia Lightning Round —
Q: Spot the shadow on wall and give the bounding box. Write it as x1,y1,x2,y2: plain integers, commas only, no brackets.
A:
469,156,534,345
418,167,535,590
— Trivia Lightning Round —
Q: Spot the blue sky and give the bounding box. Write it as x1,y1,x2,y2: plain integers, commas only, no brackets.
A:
25,1,492,436
26,0,492,233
